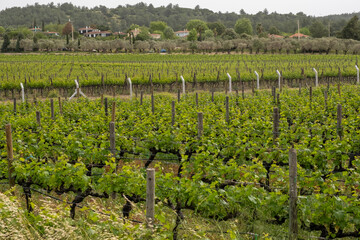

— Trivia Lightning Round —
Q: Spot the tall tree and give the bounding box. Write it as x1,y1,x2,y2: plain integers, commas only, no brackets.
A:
341,16,360,40
163,26,174,39
62,21,73,44
1,33,10,52
309,20,329,38
269,26,280,35
150,21,167,33
187,28,197,41
234,18,253,35
207,22,226,36
15,33,24,52
186,19,208,41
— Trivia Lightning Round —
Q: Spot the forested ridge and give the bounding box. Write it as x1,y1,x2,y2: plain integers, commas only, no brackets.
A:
0,2,359,34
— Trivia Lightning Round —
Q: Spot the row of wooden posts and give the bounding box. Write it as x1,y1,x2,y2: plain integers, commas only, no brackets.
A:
5,88,344,237
4,119,299,236
4,123,156,227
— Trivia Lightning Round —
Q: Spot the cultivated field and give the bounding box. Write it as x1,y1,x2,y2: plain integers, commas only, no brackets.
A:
1,82,360,239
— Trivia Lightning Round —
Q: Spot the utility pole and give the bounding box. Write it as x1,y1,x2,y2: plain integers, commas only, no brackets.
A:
297,20,300,40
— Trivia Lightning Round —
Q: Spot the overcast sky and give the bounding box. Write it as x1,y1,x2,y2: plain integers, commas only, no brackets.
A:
1,0,359,16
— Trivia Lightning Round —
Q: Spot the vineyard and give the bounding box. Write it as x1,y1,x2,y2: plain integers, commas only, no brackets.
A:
1,83,360,239
0,54,358,94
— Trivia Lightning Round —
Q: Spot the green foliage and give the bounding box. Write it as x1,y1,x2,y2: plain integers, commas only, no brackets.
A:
135,27,150,41
0,26,5,36
221,28,238,40
15,33,24,52
204,29,214,39
186,19,208,41
162,26,174,40
150,21,167,33
1,85,360,238
0,3,357,35
310,20,329,38
187,28,197,41
207,21,226,36
0,53,358,89
341,16,360,40
269,26,280,35
234,18,253,35
1,33,10,52
300,27,311,36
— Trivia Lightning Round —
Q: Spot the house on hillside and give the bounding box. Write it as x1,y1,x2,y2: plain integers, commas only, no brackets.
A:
45,31,60,37
130,28,141,37
29,27,42,32
84,30,112,38
78,26,94,34
175,30,189,38
289,33,309,39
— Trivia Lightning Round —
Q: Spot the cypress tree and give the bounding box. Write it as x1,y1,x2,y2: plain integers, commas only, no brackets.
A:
1,34,10,52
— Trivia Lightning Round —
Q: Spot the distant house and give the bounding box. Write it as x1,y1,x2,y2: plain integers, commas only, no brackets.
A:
29,27,42,32
84,30,112,38
290,33,309,39
175,30,189,38
268,34,284,39
45,31,59,37
150,33,161,39
130,28,141,37
78,26,94,34
113,32,127,36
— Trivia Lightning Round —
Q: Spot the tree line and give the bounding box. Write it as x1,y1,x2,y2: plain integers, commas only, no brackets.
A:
2,37,360,55
0,2,359,36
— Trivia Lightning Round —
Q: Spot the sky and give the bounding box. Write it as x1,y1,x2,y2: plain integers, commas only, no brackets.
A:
1,0,359,16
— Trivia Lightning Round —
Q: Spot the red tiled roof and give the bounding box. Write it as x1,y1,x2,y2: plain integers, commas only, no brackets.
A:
268,34,284,38
290,33,309,38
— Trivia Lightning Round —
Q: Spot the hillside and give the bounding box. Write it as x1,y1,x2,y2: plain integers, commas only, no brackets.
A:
0,2,359,34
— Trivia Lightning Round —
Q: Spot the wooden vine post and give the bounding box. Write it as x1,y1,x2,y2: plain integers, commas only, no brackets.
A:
50,99,54,120
58,97,63,115
198,112,203,138
195,92,199,107
140,91,143,105
337,104,342,139
104,98,108,116
289,148,298,240
225,96,229,124
146,168,155,228
171,101,175,126
151,94,155,114
13,98,16,115
177,89,181,102
109,121,116,158
5,124,15,187
309,87,312,110
241,81,245,99
273,107,280,144
36,111,41,126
